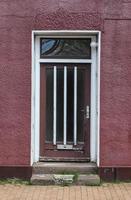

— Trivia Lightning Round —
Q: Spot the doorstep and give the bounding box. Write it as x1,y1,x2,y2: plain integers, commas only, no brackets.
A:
31,162,100,186
31,173,100,186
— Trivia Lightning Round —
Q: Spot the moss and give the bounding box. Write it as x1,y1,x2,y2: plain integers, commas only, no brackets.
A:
0,178,31,185
73,173,79,182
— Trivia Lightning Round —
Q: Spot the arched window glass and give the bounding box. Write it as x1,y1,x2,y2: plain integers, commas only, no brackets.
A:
40,38,91,59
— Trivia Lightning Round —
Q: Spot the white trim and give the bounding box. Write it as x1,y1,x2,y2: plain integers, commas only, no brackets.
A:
31,32,35,165
63,66,67,146
53,66,57,145
32,30,100,37
90,36,97,162
34,36,40,162
96,32,101,167
39,59,92,64
74,66,77,146
31,30,101,166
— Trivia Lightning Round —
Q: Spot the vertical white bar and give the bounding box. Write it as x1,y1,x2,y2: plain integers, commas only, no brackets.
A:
53,66,57,145
64,66,67,145
90,36,97,162
97,32,101,167
74,67,77,145
31,31,35,164
34,36,40,162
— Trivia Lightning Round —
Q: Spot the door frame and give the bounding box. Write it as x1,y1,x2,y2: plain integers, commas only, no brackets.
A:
31,30,101,166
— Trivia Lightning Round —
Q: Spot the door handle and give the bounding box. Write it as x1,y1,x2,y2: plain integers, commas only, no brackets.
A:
86,105,90,119
80,106,90,119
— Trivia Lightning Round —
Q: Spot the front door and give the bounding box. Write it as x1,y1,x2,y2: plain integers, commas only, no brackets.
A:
40,63,91,161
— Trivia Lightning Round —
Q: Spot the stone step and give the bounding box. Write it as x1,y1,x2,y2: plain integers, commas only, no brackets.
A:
31,174,100,186
33,162,97,175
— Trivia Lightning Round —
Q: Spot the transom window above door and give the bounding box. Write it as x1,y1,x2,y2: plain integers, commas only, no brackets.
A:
40,38,91,59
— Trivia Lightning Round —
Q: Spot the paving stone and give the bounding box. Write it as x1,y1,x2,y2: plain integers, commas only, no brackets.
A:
77,174,100,186
0,183,131,199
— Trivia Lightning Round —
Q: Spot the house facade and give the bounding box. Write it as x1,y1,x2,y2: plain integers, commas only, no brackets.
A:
0,0,131,181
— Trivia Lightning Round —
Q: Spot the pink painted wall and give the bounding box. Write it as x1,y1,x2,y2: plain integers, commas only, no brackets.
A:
0,0,131,166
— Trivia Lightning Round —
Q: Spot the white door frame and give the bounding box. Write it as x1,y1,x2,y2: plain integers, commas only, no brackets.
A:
31,30,101,166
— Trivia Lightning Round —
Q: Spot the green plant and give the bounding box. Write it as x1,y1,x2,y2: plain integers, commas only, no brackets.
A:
0,178,31,185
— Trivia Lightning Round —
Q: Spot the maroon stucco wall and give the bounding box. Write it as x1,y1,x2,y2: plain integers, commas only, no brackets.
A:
101,19,131,167
0,0,131,167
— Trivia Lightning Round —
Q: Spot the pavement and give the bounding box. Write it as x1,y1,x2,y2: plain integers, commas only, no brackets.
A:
0,183,131,199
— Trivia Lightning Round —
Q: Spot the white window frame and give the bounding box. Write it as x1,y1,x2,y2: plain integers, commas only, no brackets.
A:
31,30,101,166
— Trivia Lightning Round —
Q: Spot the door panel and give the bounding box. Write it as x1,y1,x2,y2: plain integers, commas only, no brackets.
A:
40,63,90,160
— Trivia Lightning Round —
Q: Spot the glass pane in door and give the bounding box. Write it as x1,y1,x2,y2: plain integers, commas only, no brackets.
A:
46,67,53,141
77,68,85,142
67,68,74,142
56,69,64,142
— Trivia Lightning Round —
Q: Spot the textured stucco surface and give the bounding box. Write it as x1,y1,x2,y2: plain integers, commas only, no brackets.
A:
0,0,131,166
100,20,131,166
